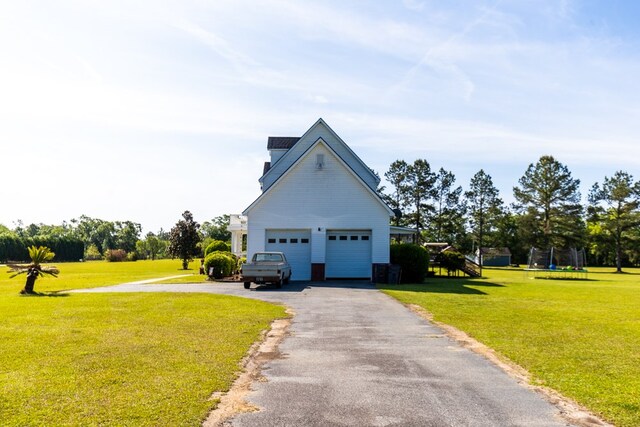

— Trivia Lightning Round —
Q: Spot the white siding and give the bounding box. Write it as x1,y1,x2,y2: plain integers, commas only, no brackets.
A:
261,120,379,192
269,149,288,165
246,143,391,269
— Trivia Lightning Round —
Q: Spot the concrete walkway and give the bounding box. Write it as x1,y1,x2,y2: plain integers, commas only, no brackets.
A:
76,281,573,426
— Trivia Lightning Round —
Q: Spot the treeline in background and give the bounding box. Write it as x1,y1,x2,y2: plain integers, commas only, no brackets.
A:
0,215,230,263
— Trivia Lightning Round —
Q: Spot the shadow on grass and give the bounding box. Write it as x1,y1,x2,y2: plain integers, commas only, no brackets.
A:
589,270,640,276
251,280,374,293
378,278,504,295
19,291,70,297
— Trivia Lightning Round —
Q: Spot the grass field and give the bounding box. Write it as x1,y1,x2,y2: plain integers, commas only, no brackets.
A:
379,267,640,427
0,259,206,295
0,260,286,426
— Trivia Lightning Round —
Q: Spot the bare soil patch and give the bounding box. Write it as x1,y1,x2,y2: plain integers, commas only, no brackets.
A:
202,309,293,426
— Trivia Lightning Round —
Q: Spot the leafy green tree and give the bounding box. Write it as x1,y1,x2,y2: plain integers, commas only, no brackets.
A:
465,170,503,275
135,240,148,260
145,232,164,260
513,155,584,249
383,160,410,226
114,221,142,253
168,211,201,270
585,220,611,266
200,215,232,242
437,250,466,276
427,168,466,245
7,246,59,294
491,211,525,264
72,216,116,254
588,171,640,272
156,228,170,240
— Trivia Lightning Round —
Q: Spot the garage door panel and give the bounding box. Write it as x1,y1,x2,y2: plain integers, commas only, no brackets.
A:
325,231,371,279
265,230,311,280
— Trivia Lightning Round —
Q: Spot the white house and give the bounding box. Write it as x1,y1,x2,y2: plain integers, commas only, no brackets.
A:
238,119,396,281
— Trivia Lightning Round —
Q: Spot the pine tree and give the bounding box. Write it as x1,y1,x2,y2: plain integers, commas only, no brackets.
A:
383,160,410,226
427,168,466,245
465,170,503,275
588,171,640,272
404,159,436,243
513,155,584,249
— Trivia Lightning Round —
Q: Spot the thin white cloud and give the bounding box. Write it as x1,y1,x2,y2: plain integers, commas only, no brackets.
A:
172,18,261,74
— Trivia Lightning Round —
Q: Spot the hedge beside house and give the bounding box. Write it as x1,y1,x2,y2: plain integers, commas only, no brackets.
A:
390,243,429,283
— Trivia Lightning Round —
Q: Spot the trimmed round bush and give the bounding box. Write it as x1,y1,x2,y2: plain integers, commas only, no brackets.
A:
438,250,465,275
204,240,231,257
390,243,429,283
204,251,236,279
105,249,127,262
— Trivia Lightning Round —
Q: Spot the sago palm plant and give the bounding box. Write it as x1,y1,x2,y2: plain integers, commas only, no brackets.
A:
7,246,59,294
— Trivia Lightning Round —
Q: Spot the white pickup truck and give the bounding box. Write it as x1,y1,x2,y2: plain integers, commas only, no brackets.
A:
241,252,292,289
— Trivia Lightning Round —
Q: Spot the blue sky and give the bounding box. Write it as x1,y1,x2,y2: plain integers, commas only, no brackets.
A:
1,1,639,233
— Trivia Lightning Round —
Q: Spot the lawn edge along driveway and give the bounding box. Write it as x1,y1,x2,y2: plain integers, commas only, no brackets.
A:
404,303,611,427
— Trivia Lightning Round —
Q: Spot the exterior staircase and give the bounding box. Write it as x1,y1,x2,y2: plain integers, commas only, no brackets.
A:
462,256,481,277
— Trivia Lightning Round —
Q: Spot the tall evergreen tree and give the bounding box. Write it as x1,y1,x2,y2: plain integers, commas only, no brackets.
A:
404,159,436,243
588,171,640,272
383,160,410,226
427,168,466,245
168,211,201,270
513,155,584,249
465,170,503,275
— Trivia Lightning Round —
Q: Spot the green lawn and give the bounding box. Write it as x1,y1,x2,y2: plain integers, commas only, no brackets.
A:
1,259,205,295
1,260,287,426
379,267,640,427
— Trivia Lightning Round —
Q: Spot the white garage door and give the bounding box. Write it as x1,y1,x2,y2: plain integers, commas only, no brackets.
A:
325,230,372,279
265,229,311,280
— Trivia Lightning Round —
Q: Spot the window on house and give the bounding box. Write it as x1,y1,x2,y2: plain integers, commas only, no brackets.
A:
350,236,358,240
267,238,276,244
361,235,370,241
328,236,337,241
279,238,287,244
290,238,298,243
301,238,309,243
339,236,347,240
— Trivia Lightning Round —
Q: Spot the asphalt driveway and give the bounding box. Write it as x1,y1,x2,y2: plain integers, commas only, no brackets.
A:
77,281,574,426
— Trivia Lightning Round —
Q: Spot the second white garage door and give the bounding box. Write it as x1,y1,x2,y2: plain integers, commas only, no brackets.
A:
265,229,311,280
325,230,372,279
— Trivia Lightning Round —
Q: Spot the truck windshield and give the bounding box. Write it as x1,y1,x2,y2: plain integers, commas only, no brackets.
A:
255,253,283,262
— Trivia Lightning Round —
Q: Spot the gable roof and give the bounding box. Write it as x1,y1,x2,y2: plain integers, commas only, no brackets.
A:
243,137,393,216
267,137,300,149
260,118,380,192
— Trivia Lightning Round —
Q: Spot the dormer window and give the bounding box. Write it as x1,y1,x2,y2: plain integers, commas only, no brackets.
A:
316,154,325,170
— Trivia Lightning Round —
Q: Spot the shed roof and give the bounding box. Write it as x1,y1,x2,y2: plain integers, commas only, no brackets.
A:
479,247,512,256
267,137,300,149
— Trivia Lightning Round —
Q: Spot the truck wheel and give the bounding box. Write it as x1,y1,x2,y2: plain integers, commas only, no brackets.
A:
244,282,251,290
284,276,290,285
276,276,283,289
